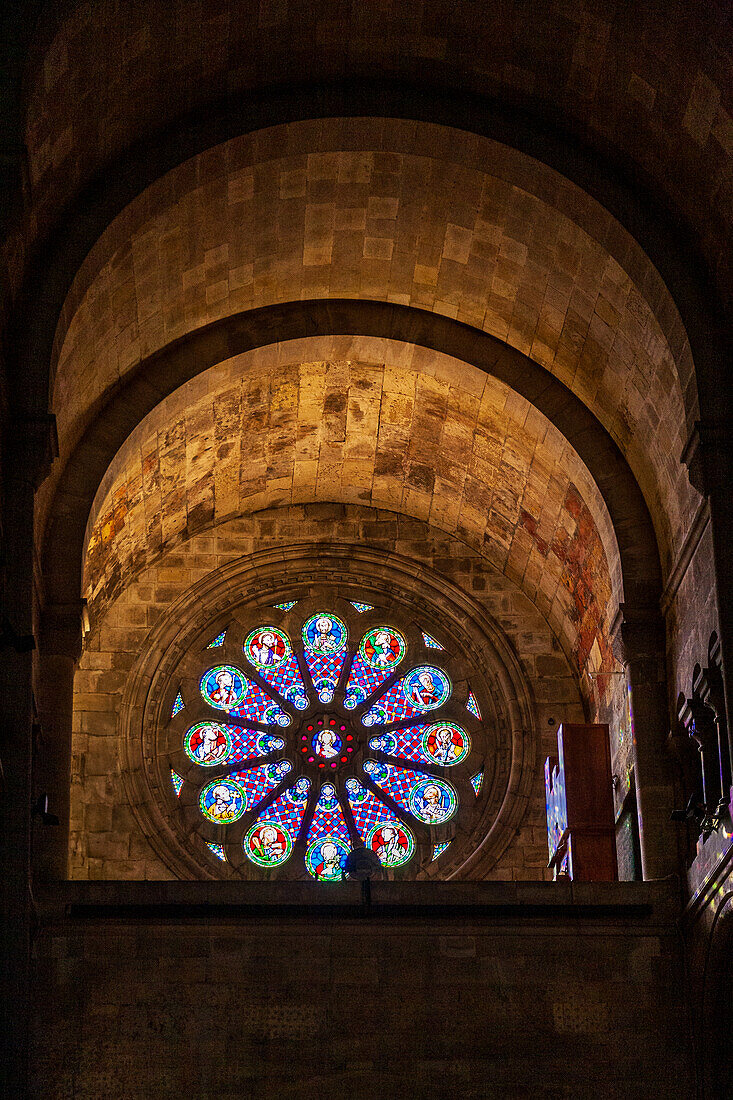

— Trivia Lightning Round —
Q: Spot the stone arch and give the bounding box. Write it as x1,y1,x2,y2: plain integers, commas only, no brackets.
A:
42,302,659,630
80,342,620,702
39,120,699,578
13,5,729,438
41,301,678,879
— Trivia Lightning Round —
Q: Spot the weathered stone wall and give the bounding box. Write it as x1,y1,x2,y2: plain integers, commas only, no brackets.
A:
30,880,693,1100
682,826,733,1097
665,513,720,704
70,503,585,881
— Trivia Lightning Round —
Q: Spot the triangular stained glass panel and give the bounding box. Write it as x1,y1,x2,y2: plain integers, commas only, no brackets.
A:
422,631,443,650
301,613,348,704
273,601,297,611
368,721,470,768
470,772,483,796
361,665,451,726
206,842,227,862
206,629,227,649
243,778,311,867
350,602,373,613
432,841,451,861
170,769,184,797
243,627,309,710
183,722,285,768
466,691,481,719
363,760,458,825
227,760,293,813
171,691,185,718
304,784,352,880
345,779,414,867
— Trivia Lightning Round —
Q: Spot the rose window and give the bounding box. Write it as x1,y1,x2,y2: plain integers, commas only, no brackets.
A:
165,597,487,879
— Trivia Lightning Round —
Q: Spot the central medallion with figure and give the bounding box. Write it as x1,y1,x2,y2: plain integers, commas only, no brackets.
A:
168,599,484,879
299,713,355,771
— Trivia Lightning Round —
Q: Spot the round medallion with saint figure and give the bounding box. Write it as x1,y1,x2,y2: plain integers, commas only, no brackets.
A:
184,721,231,765
305,835,350,880
243,820,293,867
422,721,471,766
367,820,415,867
199,778,246,823
297,714,354,772
244,626,291,670
359,626,406,670
403,666,451,712
200,665,247,710
302,613,347,656
408,776,458,825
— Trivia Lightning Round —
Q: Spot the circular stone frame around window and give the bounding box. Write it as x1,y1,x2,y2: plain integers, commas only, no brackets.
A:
119,544,538,880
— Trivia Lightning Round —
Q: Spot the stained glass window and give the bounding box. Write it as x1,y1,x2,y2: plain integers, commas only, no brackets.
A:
243,626,308,710
273,601,297,611
305,784,351,879
200,665,290,726
301,613,348,704
363,759,458,825
362,665,451,726
171,691,185,717
345,778,414,867
344,626,406,709
184,721,285,767
369,721,470,767
244,777,310,867
167,599,484,879
466,690,481,719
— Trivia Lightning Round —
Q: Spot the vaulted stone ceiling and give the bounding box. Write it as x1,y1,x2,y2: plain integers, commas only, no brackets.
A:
21,0,732,317
44,123,699,579
82,346,618,690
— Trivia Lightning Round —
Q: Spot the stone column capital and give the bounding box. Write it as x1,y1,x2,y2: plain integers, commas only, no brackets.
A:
682,418,732,496
9,412,58,489
610,603,665,667
38,601,86,661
